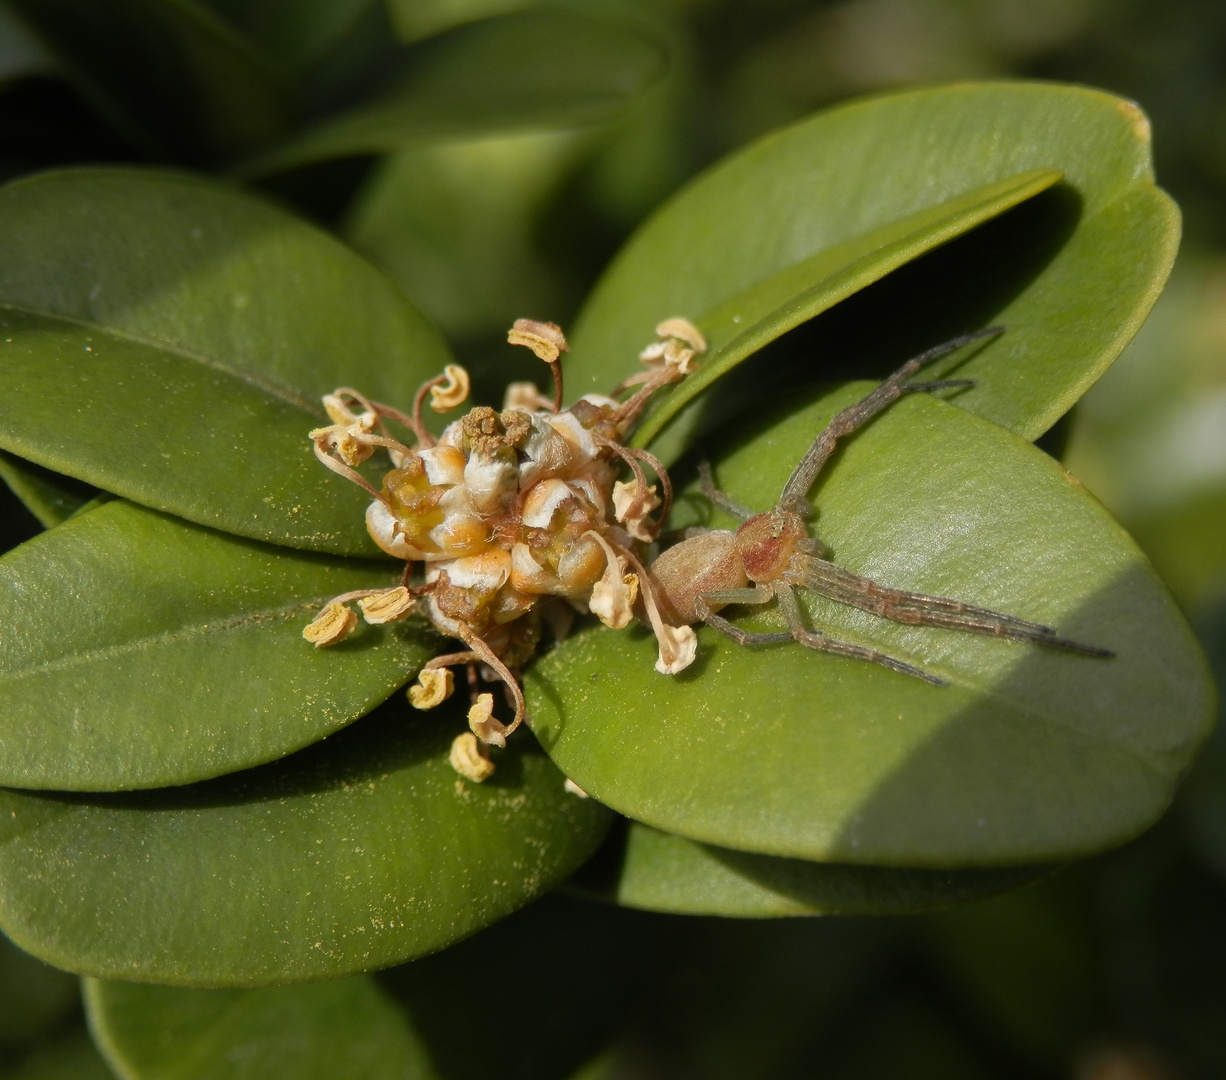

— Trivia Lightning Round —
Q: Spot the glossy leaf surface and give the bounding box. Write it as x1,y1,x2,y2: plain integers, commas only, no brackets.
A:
629,168,1061,451
0,703,612,984
0,499,434,791
567,83,1178,446
528,387,1213,865
4,0,290,164
243,10,664,176
570,822,1049,917
0,451,94,528
0,169,452,555
87,895,659,1079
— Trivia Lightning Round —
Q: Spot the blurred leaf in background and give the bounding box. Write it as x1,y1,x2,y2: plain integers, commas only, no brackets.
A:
0,0,1224,1078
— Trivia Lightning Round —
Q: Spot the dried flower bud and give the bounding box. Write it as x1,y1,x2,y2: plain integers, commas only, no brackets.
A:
508,318,568,363
429,364,471,412
409,667,455,710
302,601,357,646
612,479,661,542
654,623,698,675
467,692,509,747
358,586,416,624
655,317,707,353
449,732,495,783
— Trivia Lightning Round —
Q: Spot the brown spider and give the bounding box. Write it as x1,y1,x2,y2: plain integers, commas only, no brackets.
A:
646,329,1114,684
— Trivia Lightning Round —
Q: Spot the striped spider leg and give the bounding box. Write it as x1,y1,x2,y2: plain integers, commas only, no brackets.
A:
647,329,1114,685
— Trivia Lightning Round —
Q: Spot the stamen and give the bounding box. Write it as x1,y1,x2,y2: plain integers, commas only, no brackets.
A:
583,530,638,629
508,319,568,413
408,667,455,709
613,540,697,674
450,732,495,783
429,364,471,412
302,601,357,646
358,586,415,624
309,440,381,497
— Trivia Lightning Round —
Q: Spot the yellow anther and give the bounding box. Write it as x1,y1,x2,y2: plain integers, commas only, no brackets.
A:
655,317,707,353
503,381,555,412
467,692,508,747
358,586,415,624
429,364,471,412
449,732,495,783
507,318,569,363
309,425,374,467
322,391,376,431
408,667,454,709
302,602,357,647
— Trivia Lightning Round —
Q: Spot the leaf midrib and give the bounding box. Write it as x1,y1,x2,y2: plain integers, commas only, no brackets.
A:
0,301,320,414
1,597,336,682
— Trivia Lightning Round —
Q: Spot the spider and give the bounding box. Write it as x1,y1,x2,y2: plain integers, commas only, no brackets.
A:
645,328,1114,684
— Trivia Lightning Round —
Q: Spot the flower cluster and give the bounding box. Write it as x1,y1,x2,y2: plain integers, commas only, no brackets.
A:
305,318,706,780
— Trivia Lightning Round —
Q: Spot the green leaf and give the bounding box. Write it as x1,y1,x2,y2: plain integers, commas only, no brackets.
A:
387,0,535,43
568,822,1051,917
198,0,377,72
0,703,612,984
241,10,665,176
0,932,78,1047
1126,488,1226,612
0,450,95,529
88,975,433,1079
0,168,453,556
345,131,590,339
527,386,1213,865
0,499,436,791
630,168,1062,452
566,82,1178,447
4,0,291,164
86,895,659,1079
7,1030,116,1080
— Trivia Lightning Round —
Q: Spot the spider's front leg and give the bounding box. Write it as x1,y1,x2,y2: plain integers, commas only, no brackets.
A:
695,585,943,684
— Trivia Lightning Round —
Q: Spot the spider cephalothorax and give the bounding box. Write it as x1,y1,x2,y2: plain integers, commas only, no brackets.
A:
644,328,1113,684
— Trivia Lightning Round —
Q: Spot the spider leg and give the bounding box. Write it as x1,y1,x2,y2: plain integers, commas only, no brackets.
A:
698,462,754,521
801,558,1113,657
774,585,946,685
778,328,1002,508
695,591,793,647
902,378,975,393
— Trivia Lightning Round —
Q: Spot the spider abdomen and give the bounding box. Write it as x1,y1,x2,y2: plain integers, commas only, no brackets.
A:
649,529,747,625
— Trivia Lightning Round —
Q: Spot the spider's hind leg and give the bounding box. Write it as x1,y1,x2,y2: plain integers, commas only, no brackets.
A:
774,584,946,685
694,589,793,647
801,558,1113,657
